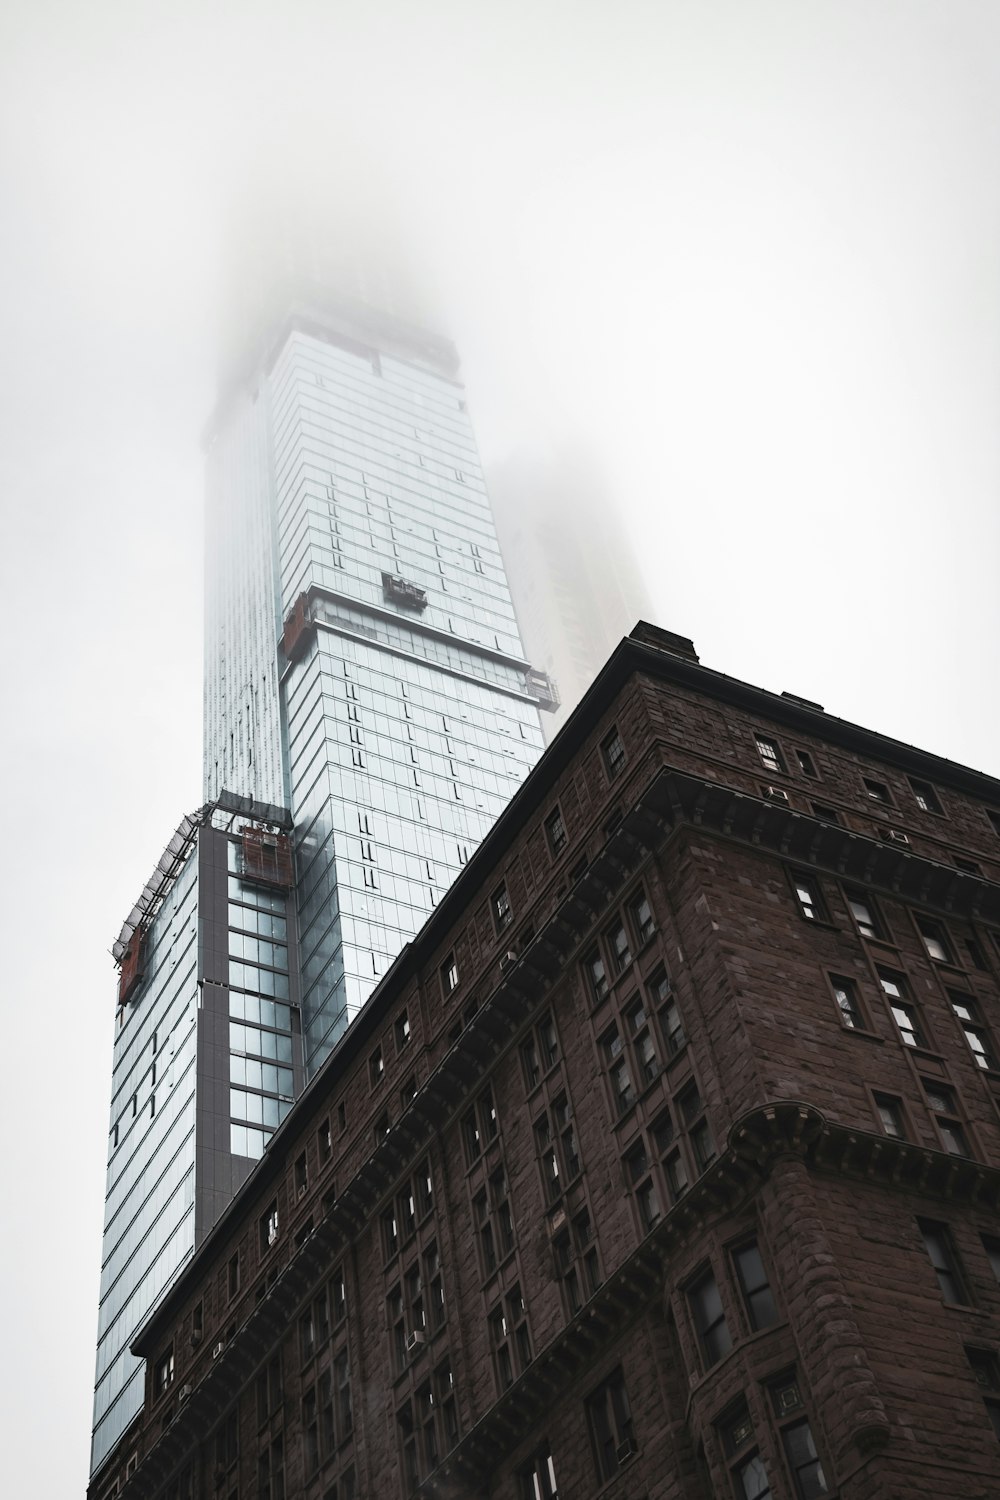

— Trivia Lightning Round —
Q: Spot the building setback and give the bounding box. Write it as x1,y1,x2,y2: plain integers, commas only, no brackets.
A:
90,623,1000,1500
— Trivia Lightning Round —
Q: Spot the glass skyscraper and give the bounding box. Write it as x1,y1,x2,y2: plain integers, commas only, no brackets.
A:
91,297,549,1475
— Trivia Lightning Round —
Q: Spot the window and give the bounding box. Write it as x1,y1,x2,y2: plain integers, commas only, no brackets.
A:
983,1235,1000,1284
294,1151,308,1195
910,778,942,814
732,1240,778,1330
584,947,608,1003
601,1026,635,1116
949,991,995,1071
966,1348,1000,1441
553,1206,601,1313
626,995,661,1086
544,806,568,857
462,1086,499,1165
440,953,459,996
717,1402,772,1500
755,735,785,776
257,1436,285,1500
534,1095,581,1201
919,1219,970,1303
625,1139,661,1232
260,1201,279,1254
917,917,954,965
256,1355,282,1425
369,1045,384,1086
488,1283,532,1391
810,801,839,824
796,749,818,779
873,1093,906,1139
518,1445,559,1500
792,872,826,922
629,890,655,945
492,883,513,933
601,726,626,780
986,809,1000,839
863,776,892,805
766,1376,828,1499
521,1012,559,1091
844,888,883,940
227,1251,240,1300
830,975,864,1030
923,1080,971,1156
607,919,632,975
395,1010,411,1052
474,1166,515,1276
397,1363,458,1490
679,1083,716,1172
688,1267,732,1367
585,1368,635,1481
155,1348,174,1396
214,1407,239,1478
878,970,927,1048
650,967,685,1055
318,1119,332,1162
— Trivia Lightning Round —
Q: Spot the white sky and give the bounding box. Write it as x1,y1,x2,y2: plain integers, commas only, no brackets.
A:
0,2,998,1491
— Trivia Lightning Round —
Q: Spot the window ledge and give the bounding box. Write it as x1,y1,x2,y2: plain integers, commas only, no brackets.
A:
840,1026,884,1045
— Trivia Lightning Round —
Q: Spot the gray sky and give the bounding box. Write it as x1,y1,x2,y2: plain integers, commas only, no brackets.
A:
1,2,998,1491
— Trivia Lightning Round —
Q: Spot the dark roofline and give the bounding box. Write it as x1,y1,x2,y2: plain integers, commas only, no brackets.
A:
132,622,1000,1348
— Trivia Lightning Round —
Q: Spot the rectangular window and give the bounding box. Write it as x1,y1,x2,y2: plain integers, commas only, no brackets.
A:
878,970,927,1048
873,1092,906,1139
732,1240,778,1330
923,1080,971,1156
554,1207,601,1314
544,806,568,856
492,883,513,933
585,1368,635,1482
949,991,995,1071
601,726,626,780
792,872,826,922
584,947,609,1003
863,776,892,805
260,1201,279,1254
369,1046,384,1086
966,1348,1000,1441
919,1219,971,1304
830,975,864,1030
518,1446,558,1500
440,953,459,996
766,1376,828,1499
917,917,954,965
688,1267,732,1368
845,888,882,939
607,919,632,974
228,1251,240,1300
628,890,655,945
910,778,942,814
811,801,839,823
395,1010,411,1052
626,995,660,1085
602,1026,635,1116
649,967,685,1055
488,1283,531,1392
796,749,818,779
755,734,785,776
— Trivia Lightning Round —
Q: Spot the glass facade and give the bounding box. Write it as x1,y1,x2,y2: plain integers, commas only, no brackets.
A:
203,310,545,1072
92,851,199,1470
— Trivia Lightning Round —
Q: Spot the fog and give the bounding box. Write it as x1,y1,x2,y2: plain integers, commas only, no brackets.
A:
1,2,998,1491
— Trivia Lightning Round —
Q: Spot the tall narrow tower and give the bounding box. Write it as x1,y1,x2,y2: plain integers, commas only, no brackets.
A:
90,298,549,1475
203,297,548,1071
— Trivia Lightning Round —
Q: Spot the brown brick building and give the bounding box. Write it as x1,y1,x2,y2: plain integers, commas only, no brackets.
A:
89,623,1000,1500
